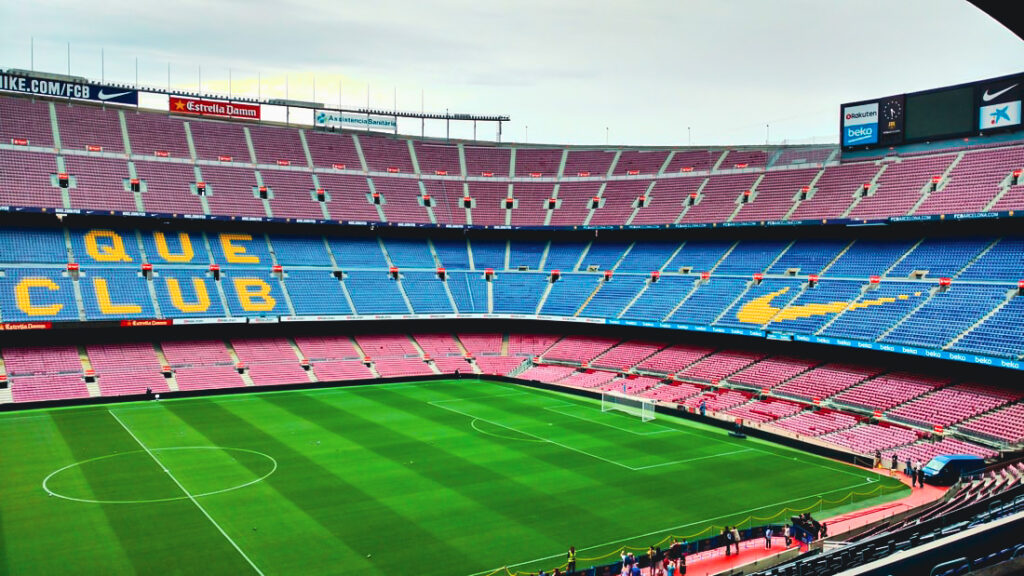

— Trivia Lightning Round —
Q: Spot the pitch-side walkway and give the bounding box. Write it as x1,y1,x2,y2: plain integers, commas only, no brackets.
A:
680,537,801,575
680,470,946,575
821,468,946,536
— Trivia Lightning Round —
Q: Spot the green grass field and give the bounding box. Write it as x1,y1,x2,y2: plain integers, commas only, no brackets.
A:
0,379,908,575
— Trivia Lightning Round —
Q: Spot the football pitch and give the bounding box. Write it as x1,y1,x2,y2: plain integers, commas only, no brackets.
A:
0,379,909,575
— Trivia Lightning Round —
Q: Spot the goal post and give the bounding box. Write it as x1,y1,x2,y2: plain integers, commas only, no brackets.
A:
601,392,656,422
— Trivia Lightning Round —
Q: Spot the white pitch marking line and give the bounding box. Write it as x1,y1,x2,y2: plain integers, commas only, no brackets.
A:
428,391,531,404
108,409,265,576
469,418,547,443
542,405,678,436
429,399,644,470
433,400,739,472
464,478,879,576
630,448,756,471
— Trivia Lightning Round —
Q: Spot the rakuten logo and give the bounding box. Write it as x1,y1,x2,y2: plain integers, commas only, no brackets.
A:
843,102,879,127
845,110,877,120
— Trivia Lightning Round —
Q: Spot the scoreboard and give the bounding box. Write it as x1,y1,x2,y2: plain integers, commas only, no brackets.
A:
841,72,1023,151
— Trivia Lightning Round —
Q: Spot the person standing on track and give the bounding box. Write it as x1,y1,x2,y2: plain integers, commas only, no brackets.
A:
731,526,741,555
764,526,773,549
667,539,681,570
566,546,576,574
783,524,791,547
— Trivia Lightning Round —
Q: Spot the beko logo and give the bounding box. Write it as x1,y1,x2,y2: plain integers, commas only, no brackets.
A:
845,125,876,144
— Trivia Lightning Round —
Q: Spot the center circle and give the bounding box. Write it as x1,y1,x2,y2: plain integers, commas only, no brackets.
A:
43,446,277,505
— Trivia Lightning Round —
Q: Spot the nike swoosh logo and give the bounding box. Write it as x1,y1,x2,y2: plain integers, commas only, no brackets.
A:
97,90,132,101
735,287,924,325
983,84,1018,102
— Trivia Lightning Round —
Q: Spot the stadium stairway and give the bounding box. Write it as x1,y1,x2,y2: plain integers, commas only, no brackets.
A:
840,162,888,218
876,286,940,341
573,278,605,316
347,337,381,379
727,172,766,222
982,169,1019,212
223,341,256,386
151,344,180,392
285,337,317,382
658,278,705,322
0,354,8,403
616,279,652,319
944,288,1019,350
909,151,965,215
188,159,213,216
393,274,418,314
406,335,443,375
76,346,101,397
450,333,485,375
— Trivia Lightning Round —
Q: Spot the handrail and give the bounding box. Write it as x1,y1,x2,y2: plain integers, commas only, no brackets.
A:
929,556,969,576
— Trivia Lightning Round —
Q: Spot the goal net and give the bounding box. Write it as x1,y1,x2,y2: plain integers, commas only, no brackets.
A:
601,392,656,422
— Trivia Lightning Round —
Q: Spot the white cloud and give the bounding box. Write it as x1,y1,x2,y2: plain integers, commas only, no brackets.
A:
2,0,1022,145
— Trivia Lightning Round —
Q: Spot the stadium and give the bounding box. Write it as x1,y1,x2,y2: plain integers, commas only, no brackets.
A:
1,2,1023,575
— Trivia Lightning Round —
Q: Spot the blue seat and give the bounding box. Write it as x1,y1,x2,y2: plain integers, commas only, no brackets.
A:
0,228,68,263
343,270,409,315
79,268,156,320
283,270,352,315
153,270,225,318
0,269,80,321
270,235,331,265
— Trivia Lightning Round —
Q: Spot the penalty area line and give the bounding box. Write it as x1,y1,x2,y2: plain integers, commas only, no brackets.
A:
541,404,678,436
107,409,265,576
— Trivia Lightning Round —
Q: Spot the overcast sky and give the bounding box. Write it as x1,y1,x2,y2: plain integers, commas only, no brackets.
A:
2,0,1023,146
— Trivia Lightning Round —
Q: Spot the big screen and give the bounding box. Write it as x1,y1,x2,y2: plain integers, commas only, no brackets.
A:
902,87,974,141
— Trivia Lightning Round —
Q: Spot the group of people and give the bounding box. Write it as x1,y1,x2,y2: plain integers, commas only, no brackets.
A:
875,451,929,487
617,540,688,576
551,521,815,576
906,458,927,487
552,540,689,576
720,526,742,555
762,525,792,549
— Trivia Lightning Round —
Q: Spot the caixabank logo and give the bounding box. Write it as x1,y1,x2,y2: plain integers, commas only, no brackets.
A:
976,78,1022,131
843,102,879,145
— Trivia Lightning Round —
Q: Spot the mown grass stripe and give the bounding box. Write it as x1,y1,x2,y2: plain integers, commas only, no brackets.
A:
266,390,617,552
0,380,910,576
49,409,255,575
108,409,265,576
162,397,481,573
334,385,714,550
0,488,6,575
